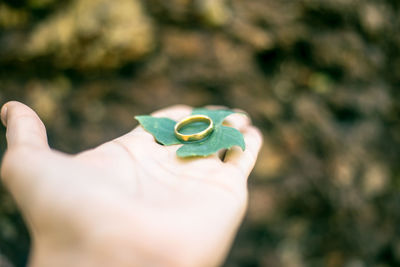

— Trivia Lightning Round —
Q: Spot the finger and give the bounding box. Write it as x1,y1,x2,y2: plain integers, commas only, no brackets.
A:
203,105,250,161
223,113,251,131
151,104,192,121
1,101,49,150
0,102,53,218
204,105,229,110
225,126,263,177
204,105,246,114
204,105,250,130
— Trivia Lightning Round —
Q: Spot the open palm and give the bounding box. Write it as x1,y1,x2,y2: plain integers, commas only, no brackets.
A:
1,102,262,267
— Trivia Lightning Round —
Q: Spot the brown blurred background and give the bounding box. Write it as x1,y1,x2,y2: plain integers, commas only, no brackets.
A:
0,0,400,266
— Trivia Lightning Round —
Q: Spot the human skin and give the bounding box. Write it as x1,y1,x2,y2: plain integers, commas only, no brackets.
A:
0,101,262,267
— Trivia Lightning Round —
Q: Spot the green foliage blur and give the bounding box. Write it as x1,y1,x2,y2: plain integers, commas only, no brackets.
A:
1,0,400,266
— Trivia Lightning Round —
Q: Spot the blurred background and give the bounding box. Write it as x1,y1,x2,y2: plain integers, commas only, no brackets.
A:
0,0,399,266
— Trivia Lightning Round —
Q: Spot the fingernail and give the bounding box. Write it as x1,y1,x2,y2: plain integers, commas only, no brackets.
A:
1,106,8,127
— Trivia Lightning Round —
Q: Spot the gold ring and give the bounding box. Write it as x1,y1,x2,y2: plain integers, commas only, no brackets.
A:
174,115,214,142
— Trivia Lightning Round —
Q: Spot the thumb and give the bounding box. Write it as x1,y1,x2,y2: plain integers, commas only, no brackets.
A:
1,101,49,150
1,101,51,218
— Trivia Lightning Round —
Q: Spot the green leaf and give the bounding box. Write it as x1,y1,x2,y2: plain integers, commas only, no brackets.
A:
191,108,235,125
135,108,246,158
177,126,245,157
134,115,181,145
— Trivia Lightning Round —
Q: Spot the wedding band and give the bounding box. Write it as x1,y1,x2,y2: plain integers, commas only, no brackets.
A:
174,115,214,142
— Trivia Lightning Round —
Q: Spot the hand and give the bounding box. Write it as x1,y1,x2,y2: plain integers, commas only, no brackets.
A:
0,101,262,267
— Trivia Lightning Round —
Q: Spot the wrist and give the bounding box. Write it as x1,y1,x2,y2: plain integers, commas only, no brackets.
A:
30,236,220,267
29,234,188,267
